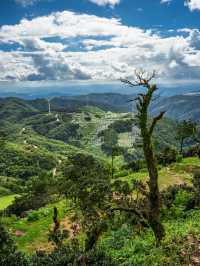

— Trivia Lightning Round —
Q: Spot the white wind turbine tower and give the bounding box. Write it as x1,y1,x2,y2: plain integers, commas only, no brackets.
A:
46,97,61,122
47,98,52,114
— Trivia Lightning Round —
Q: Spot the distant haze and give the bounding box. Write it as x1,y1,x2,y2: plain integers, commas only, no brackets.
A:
0,82,199,99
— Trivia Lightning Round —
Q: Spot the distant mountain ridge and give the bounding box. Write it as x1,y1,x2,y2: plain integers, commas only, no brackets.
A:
1,83,200,99
0,92,199,122
150,93,200,121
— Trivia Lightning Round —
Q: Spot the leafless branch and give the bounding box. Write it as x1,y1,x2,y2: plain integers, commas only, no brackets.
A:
121,70,156,88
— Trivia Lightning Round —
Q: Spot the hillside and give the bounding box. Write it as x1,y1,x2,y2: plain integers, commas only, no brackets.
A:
1,92,200,123
151,93,200,121
1,157,200,265
0,94,199,266
0,96,179,153
0,95,180,197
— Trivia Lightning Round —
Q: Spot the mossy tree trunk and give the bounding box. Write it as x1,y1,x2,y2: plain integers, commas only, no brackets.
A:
121,70,165,245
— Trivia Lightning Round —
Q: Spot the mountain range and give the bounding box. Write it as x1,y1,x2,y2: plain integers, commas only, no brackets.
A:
0,92,199,122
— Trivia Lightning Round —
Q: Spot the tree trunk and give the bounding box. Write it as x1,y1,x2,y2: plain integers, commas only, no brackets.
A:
121,70,165,245
142,131,165,245
180,138,184,154
111,149,114,179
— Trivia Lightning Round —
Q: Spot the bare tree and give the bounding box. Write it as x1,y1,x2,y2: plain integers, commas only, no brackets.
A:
121,70,165,245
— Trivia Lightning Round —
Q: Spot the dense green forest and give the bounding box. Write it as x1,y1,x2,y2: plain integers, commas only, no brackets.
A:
0,79,200,265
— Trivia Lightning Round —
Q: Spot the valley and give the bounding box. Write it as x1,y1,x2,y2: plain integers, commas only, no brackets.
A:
0,92,200,265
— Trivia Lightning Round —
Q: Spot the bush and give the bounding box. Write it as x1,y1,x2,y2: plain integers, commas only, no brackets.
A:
5,194,50,217
192,169,200,206
174,190,193,207
0,223,28,266
157,147,179,166
27,210,40,221
114,170,129,178
30,245,116,266
183,145,200,158
176,153,183,163
0,186,11,196
122,160,146,172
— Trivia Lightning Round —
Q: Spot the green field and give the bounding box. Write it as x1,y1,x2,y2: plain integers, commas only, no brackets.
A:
2,199,71,252
0,194,19,210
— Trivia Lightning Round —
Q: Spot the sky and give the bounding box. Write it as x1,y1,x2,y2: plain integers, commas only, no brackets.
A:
0,0,200,91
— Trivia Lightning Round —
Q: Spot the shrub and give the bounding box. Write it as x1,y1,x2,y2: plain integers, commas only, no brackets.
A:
5,194,50,217
183,145,200,158
122,160,146,172
157,147,179,166
0,186,11,196
192,169,200,206
176,153,183,163
27,210,40,221
0,223,28,266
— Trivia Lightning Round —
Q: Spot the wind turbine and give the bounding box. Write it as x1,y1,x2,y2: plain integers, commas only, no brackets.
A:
47,98,52,114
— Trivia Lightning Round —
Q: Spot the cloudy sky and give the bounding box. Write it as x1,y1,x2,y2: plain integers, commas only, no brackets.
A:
0,0,200,89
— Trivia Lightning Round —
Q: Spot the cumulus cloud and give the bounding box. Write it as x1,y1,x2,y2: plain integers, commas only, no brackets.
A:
0,10,200,84
187,29,200,49
88,0,120,7
185,0,200,11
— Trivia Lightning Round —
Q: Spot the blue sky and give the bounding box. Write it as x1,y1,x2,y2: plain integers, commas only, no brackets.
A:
0,0,200,90
1,0,200,29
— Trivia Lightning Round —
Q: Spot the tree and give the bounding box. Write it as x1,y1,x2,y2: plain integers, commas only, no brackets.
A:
0,128,7,149
176,120,197,153
0,223,27,266
100,128,118,156
111,145,124,179
100,128,124,178
121,70,165,245
61,153,111,250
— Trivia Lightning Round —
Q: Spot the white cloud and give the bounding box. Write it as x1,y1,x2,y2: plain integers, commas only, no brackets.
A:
0,10,200,85
160,0,172,4
88,0,120,7
185,0,200,11
15,0,38,7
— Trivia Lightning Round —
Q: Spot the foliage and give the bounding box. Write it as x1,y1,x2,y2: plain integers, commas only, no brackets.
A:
1,95,200,264
0,223,28,266
183,144,200,158
192,169,200,206
176,120,197,153
5,193,49,217
108,119,133,133
157,147,180,166
61,153,111,227
122,159,146,172
100,129,118,155
0,144,56,180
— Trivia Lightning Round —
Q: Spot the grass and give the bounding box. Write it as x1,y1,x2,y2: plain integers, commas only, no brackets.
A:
1,156,200,258
0,194,19,210
2,199,72,253
100,207,200,266
113,157,200,192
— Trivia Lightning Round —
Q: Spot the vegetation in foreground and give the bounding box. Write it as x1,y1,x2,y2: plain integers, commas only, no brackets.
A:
1,72,200,265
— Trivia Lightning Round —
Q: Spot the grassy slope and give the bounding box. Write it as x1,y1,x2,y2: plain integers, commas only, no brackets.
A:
0,157,199,256
116,157,200,189
0,194,18,210
1,200,71,253
101,209,200,265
